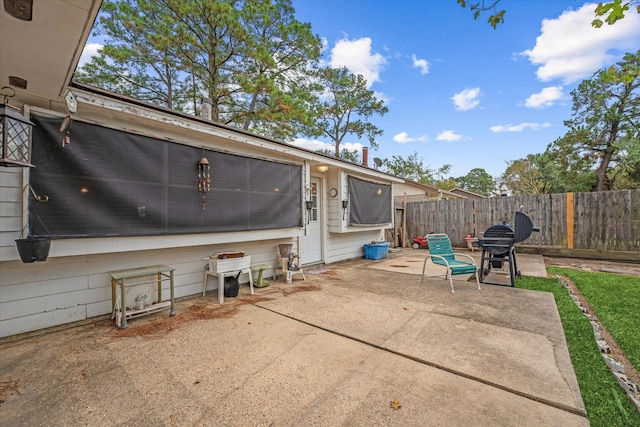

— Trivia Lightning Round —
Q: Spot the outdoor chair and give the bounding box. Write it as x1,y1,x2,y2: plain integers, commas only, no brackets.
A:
421,234,481,293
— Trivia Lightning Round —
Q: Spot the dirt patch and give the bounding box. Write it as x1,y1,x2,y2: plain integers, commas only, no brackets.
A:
0,378,20,403
111,300,247,339
545,257,640,277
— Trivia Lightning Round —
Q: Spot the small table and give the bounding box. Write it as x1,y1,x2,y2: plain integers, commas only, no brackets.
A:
108,265,176,329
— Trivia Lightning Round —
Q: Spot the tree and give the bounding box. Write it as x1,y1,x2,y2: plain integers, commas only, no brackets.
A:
546,51,640,192
304,67,388,157
500,155,548,195
75,0,322,140
76,0,185,110
455,168,495,196
381,151,450,185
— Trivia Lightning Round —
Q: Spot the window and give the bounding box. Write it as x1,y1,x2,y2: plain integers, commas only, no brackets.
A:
347,176,392,225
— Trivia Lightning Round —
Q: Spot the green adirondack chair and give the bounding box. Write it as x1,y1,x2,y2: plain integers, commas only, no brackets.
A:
421,234,481,293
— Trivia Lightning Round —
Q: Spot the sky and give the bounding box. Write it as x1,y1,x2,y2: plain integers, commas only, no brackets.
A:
80,1,640,180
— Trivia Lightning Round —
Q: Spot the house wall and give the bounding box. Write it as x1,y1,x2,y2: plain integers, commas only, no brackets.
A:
0,238,297,338
0,94,398,338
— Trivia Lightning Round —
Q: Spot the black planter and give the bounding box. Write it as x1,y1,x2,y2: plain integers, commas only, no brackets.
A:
15,237,51,263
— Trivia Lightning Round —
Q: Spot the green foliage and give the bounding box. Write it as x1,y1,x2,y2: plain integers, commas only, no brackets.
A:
454,167,495,196
517,275,640,426
75,0,322,140
456,0,505,29
303,67,388,157
381,151,450,185
509,51,640,193
592,0,640,27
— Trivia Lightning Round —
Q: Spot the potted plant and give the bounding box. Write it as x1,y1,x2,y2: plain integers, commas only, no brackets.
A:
134,294,147,310
15,185,51,263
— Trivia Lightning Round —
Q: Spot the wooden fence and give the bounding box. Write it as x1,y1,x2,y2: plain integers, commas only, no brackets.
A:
396,189,640,261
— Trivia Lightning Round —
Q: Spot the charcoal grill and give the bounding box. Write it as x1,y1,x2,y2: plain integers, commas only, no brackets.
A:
477,211,539,287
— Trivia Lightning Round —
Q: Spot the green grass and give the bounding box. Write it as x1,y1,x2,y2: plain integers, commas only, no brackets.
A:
548,267,640,371
517,275,640,427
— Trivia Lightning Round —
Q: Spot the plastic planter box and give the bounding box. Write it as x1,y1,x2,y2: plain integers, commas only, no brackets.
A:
209,255,251,273
364,242,390,260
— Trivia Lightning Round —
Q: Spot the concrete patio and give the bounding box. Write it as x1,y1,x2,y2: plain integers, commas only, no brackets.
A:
0,249,588,426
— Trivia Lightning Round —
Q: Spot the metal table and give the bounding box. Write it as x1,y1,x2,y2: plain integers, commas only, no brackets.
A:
108,265,176,328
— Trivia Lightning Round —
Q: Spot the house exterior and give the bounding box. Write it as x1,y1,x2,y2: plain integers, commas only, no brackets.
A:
0,0,402,338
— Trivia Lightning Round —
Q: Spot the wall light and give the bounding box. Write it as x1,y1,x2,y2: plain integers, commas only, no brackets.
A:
342,199,349,221
317,164,329,172
305,200,314,224
0,86,34,167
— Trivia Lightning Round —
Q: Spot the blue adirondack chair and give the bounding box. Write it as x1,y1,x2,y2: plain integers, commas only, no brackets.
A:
421,234,481,293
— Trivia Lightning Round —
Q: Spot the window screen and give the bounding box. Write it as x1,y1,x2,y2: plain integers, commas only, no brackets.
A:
348,176,392,225
28,113,302,238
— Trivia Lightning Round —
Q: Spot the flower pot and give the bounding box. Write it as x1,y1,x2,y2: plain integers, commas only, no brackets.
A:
15,237,51,263
135,300,145,310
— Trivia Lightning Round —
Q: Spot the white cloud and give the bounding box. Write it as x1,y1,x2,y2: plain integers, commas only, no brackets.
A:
330,37,387,88
451,87,480,111
288,137,364,154
525,86,564,108
393,132,428,143
522,3,640,84
436,130,463,142
490,122,551,133
79,42,103,67
411,54,429,75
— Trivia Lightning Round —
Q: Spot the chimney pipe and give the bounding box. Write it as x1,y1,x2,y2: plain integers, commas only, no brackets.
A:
362,147,369,168
200,98,212,120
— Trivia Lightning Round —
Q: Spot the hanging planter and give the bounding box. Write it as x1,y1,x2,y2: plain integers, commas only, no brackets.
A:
16,185,51,263
15,237,51,263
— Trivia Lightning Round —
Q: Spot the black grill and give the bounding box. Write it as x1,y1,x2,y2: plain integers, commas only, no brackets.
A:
477,211,539,287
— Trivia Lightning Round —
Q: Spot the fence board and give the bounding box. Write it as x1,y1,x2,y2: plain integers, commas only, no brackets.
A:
402,189,639,256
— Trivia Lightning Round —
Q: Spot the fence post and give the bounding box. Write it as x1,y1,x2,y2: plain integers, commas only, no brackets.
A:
566,192,574,249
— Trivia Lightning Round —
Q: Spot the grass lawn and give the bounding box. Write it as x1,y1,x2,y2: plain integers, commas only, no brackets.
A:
548,267,640,371
517,274,640,427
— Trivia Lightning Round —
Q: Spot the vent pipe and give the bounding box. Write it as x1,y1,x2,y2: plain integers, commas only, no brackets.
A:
200,98,212,120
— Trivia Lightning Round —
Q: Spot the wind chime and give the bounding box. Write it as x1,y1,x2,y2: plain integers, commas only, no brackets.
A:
198,154,211,209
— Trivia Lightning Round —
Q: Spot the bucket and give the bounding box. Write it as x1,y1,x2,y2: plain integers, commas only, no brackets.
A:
278,243,293,258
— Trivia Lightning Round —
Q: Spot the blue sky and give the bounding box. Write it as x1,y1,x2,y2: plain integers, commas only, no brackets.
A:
81,1,640,180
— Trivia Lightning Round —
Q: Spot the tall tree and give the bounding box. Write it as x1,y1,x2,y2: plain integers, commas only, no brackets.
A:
76,0,184,109
75,0,322,140
546,51,640,191
500,155,548,195
304,67,388,157
236,0,322,139
455,168,495,196
382,151,450,185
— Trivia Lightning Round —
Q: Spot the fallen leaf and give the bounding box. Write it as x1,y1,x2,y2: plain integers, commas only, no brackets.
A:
390,398,401,410
194,379,200,384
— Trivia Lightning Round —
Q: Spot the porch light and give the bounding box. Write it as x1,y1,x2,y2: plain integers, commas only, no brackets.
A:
305,200,313,224
0,87,34,167
317,164,328,172
342,199,348,221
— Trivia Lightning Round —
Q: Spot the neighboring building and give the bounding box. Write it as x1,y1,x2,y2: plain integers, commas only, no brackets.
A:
449,188,487,200
0,1,401,338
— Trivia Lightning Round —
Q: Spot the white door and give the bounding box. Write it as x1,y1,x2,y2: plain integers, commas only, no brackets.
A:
301,178,322,265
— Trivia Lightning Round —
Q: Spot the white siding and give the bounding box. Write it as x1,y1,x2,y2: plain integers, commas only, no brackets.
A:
0,239,296,338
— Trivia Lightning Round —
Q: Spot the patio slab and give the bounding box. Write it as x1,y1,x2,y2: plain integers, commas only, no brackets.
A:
0,253,587,426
